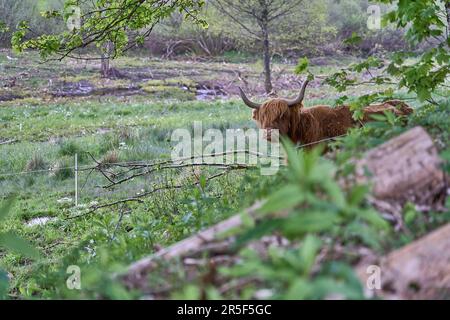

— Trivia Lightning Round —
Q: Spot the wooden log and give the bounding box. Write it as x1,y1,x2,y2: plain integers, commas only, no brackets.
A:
356,223,450,299
355,126,446,205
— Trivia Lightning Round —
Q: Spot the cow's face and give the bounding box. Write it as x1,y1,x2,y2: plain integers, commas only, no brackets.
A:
238,81,309,140
252,100,294,140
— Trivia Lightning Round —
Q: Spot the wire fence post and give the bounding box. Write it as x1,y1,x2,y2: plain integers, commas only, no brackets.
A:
74,153,78,207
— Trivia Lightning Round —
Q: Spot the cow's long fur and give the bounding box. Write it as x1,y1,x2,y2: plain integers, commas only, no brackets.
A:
252,99,413,145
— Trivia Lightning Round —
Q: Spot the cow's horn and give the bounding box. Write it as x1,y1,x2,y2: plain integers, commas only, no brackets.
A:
238,87,261,109
286,80,309,107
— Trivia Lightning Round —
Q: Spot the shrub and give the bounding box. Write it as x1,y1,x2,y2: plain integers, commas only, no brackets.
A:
58,140,85,161
51,156,73,180
101,150,120,165
24,153,47,172
99,134,120,154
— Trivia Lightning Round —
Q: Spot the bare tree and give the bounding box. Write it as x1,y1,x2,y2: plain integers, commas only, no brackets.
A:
212,0,304,93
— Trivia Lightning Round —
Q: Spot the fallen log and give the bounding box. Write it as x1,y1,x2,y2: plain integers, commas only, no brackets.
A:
354,126,446,205
356,223,450,299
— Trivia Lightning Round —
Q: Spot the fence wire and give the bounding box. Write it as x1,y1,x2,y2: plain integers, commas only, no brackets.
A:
0,134,348,179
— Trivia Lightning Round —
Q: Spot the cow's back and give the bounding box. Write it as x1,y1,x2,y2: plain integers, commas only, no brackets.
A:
307,105,355,138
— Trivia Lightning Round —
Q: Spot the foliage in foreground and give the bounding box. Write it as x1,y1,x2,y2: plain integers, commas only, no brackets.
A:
0,197,40,299
182,148,382,299
219,141,389,300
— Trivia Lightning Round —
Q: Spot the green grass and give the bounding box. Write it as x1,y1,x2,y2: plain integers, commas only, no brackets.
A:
0,87,266,299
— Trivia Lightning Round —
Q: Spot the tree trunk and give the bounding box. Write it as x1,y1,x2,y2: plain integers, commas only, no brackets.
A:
100,41,112,78
446,1,450,38
260,4,272,94
262,29,272,94
101,55,110,78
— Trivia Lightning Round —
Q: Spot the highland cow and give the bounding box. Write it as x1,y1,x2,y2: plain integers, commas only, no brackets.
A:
239,81,413,147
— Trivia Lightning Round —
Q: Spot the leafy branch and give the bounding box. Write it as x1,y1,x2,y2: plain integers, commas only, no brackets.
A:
12,0,207,60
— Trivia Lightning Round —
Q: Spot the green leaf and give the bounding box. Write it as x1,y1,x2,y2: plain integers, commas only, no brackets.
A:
285,278,313,299
417,87,431,101
259,184,304,215
282,211,339,237
294,57,309,75
0,232,40,259
299,235,321,275
359,209,390,230
343,32,362,46
369,114,387,122
345,221,382,249
404,209,417,225
173,285,201,299
199,174,207,189
321,179,346,208
235,218,283,247
383,110,395,125
315,262,364,299
348,185,369,206
281,137,302,179
312,271,364,299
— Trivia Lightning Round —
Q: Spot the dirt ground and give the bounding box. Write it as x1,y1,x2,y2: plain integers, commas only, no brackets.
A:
0,50,379,104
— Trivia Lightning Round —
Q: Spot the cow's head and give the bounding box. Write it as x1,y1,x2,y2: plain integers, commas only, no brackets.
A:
239,81,309,140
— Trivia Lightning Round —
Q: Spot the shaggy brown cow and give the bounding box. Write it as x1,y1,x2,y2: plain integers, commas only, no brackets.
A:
239,81,413,146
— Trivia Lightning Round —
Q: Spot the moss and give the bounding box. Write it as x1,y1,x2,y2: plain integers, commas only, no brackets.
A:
0,88,27,102
60,75,133,89
143,79,166,86
142,84,195,100
145,77,197,90
141,77,197,101
59,75,94,83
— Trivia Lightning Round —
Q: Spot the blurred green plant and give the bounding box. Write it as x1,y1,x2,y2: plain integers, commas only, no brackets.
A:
212,139,391,299
0,197,40,299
